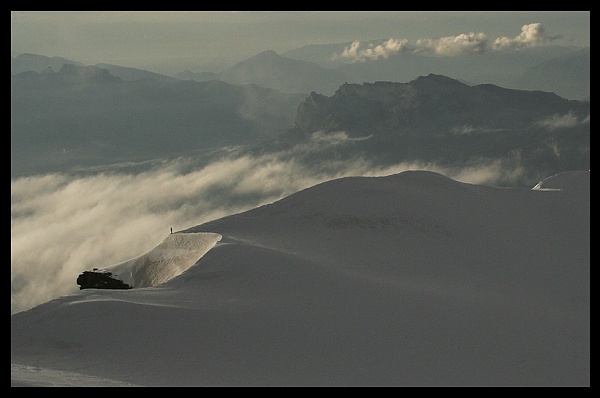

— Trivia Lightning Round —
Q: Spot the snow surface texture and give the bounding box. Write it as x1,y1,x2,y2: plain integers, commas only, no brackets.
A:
11,170,590,386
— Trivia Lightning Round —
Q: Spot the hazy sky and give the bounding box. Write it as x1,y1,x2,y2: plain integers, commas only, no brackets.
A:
11,11,590,75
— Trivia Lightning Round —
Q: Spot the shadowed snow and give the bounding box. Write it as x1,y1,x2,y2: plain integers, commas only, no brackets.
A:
11,170,590,386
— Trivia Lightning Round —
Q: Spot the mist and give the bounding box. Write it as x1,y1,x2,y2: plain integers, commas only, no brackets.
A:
11,146,521,315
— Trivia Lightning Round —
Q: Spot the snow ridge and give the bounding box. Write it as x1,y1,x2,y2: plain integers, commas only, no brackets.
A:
101,232,221,288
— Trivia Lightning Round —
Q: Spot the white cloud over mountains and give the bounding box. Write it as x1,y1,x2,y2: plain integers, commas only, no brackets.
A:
415,32,488,56
337,38,412,61
493,23,561,50
336,23,560,62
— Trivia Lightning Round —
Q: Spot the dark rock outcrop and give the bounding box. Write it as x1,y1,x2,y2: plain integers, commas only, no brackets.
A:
226,70,591,188
282,74,590,186
294,74,589,137
77,270,132,290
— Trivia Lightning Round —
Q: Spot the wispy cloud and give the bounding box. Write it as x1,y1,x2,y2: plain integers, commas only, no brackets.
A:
493,23,561,50
536,111,590,130
450,125,506,135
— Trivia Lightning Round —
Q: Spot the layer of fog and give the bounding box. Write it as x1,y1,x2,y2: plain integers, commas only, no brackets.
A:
11,143,521,315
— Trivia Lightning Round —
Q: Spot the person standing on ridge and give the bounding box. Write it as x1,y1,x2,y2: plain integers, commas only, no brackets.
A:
170,227,173,234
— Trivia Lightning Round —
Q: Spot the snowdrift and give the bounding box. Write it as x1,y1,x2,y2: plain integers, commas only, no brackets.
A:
76,232,222,289
11,170,590,386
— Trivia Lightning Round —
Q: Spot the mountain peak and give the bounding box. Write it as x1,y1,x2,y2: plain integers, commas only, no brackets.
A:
219,49,348,94
411,73,467,87
254,49,280,59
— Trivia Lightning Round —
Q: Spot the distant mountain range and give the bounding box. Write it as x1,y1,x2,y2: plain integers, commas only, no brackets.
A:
11,63,306,176
12,53,179,83
11,51,590,186
172,45,591,100
12,44,590,100
218,50,348,95
282,42,589,100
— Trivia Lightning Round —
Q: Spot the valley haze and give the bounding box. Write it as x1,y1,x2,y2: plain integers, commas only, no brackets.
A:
11,11,589,387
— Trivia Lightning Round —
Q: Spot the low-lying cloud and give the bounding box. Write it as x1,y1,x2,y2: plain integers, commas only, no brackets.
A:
536,111,590,130
336,22,559,62
11,142,524,315
450,125,506,135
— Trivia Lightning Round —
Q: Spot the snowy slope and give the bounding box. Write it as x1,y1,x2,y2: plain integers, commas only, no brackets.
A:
11,170,590,386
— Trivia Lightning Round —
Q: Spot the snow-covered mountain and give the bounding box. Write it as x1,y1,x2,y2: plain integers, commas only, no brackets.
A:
11,169,590,386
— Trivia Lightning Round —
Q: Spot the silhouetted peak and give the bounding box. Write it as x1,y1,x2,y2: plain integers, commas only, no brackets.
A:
253,50,281,60
411,74,467,88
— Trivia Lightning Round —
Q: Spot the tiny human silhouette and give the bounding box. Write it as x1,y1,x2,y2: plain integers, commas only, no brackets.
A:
170,227,173,234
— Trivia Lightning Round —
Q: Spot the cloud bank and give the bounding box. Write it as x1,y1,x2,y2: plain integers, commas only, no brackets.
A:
336,22,559,62
337,38,412,62
12,134,525,315
415,32,488,56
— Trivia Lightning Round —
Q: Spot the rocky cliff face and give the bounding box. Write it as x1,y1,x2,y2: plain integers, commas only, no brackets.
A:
286,74,590,186
294,74,589,136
